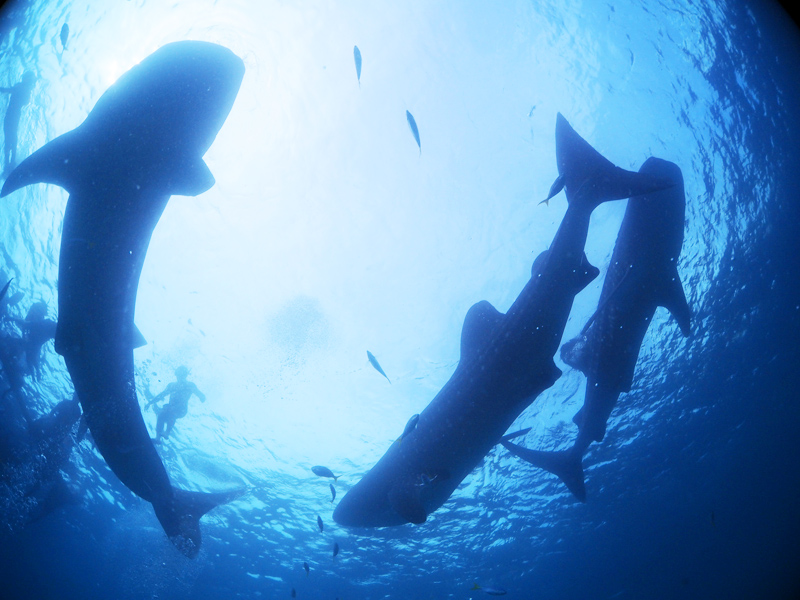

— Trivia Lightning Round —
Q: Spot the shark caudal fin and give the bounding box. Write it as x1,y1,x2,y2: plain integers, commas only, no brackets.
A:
154,487,244,558
548,113,675,209
501,440,586,502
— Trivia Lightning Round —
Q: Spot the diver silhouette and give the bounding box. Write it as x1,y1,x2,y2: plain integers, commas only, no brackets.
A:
146,366,206,441
1,71,36,176
0,300,57,426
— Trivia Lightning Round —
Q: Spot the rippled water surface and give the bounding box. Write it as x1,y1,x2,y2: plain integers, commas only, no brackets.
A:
0,0,798,598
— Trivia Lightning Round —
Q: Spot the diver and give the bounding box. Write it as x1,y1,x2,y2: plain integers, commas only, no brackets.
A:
16,301,57,376
1,71,36,176
146,366,206,441
0,301,56,426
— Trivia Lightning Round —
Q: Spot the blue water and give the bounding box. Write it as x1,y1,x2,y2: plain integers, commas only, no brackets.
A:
1,0,799,598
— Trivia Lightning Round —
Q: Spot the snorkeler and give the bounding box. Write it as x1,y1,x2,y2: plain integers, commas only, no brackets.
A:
1,71,36,175
146,366,206,441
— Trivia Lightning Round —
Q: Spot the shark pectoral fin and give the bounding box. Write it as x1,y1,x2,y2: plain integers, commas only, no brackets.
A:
500,427,531,443
1,129,85,197
544,358,563,388
132,323,147,349
0,278,12,301
388,480,427,525
500,441,586,502
661,269,691,336
459,300,505,364
165,156,216,197
574,253,600,292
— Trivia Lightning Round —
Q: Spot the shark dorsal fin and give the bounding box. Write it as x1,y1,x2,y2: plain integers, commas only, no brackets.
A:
459,300,504,365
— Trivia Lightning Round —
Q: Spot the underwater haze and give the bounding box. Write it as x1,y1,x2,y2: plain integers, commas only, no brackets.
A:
1,0,799,598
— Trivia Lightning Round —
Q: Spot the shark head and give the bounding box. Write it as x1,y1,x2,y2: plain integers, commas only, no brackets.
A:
2,40,245,198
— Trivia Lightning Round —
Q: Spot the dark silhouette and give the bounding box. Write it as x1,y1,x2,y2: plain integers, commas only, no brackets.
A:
0,300,56,428
1,41,245,558
501,157,690,500
334,114,674,528
146,365,206,441
1,71,35,175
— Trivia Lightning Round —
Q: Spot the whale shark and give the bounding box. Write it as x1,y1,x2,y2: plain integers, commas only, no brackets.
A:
1,41,245,557
501,157,691,501
333,114,674,527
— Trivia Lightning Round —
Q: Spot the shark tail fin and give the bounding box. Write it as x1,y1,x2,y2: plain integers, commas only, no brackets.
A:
554,113,674,208
501,440,586,502
155,487,245,558
1,130,85,197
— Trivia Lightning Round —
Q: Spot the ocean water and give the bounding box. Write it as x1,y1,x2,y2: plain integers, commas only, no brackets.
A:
0,0,798,598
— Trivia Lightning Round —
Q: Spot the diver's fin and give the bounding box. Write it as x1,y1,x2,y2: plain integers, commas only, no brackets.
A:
132,323,147,348
659,268,691,336
555,113,674,208
501,440,586,502
154,487,245,558
388,481,427,525
460,300,504,364
163,155,215,197
1,130,85,197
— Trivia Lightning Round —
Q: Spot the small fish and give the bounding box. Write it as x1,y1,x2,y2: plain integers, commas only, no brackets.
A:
330,483,336,503
60,23,69,50
317,515,324,532
471,583,507,596
396,414,419,444
303,562,309,576
291,587,297,598
0,278,12,302
540,173,565,206
406,110,421,155
333,542,339,558
311,466,338,481
354,45,362,87
367,351,391,383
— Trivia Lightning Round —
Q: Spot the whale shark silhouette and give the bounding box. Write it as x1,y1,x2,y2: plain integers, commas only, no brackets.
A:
333,114,674,527
502,157,691,501
1,41,245,557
